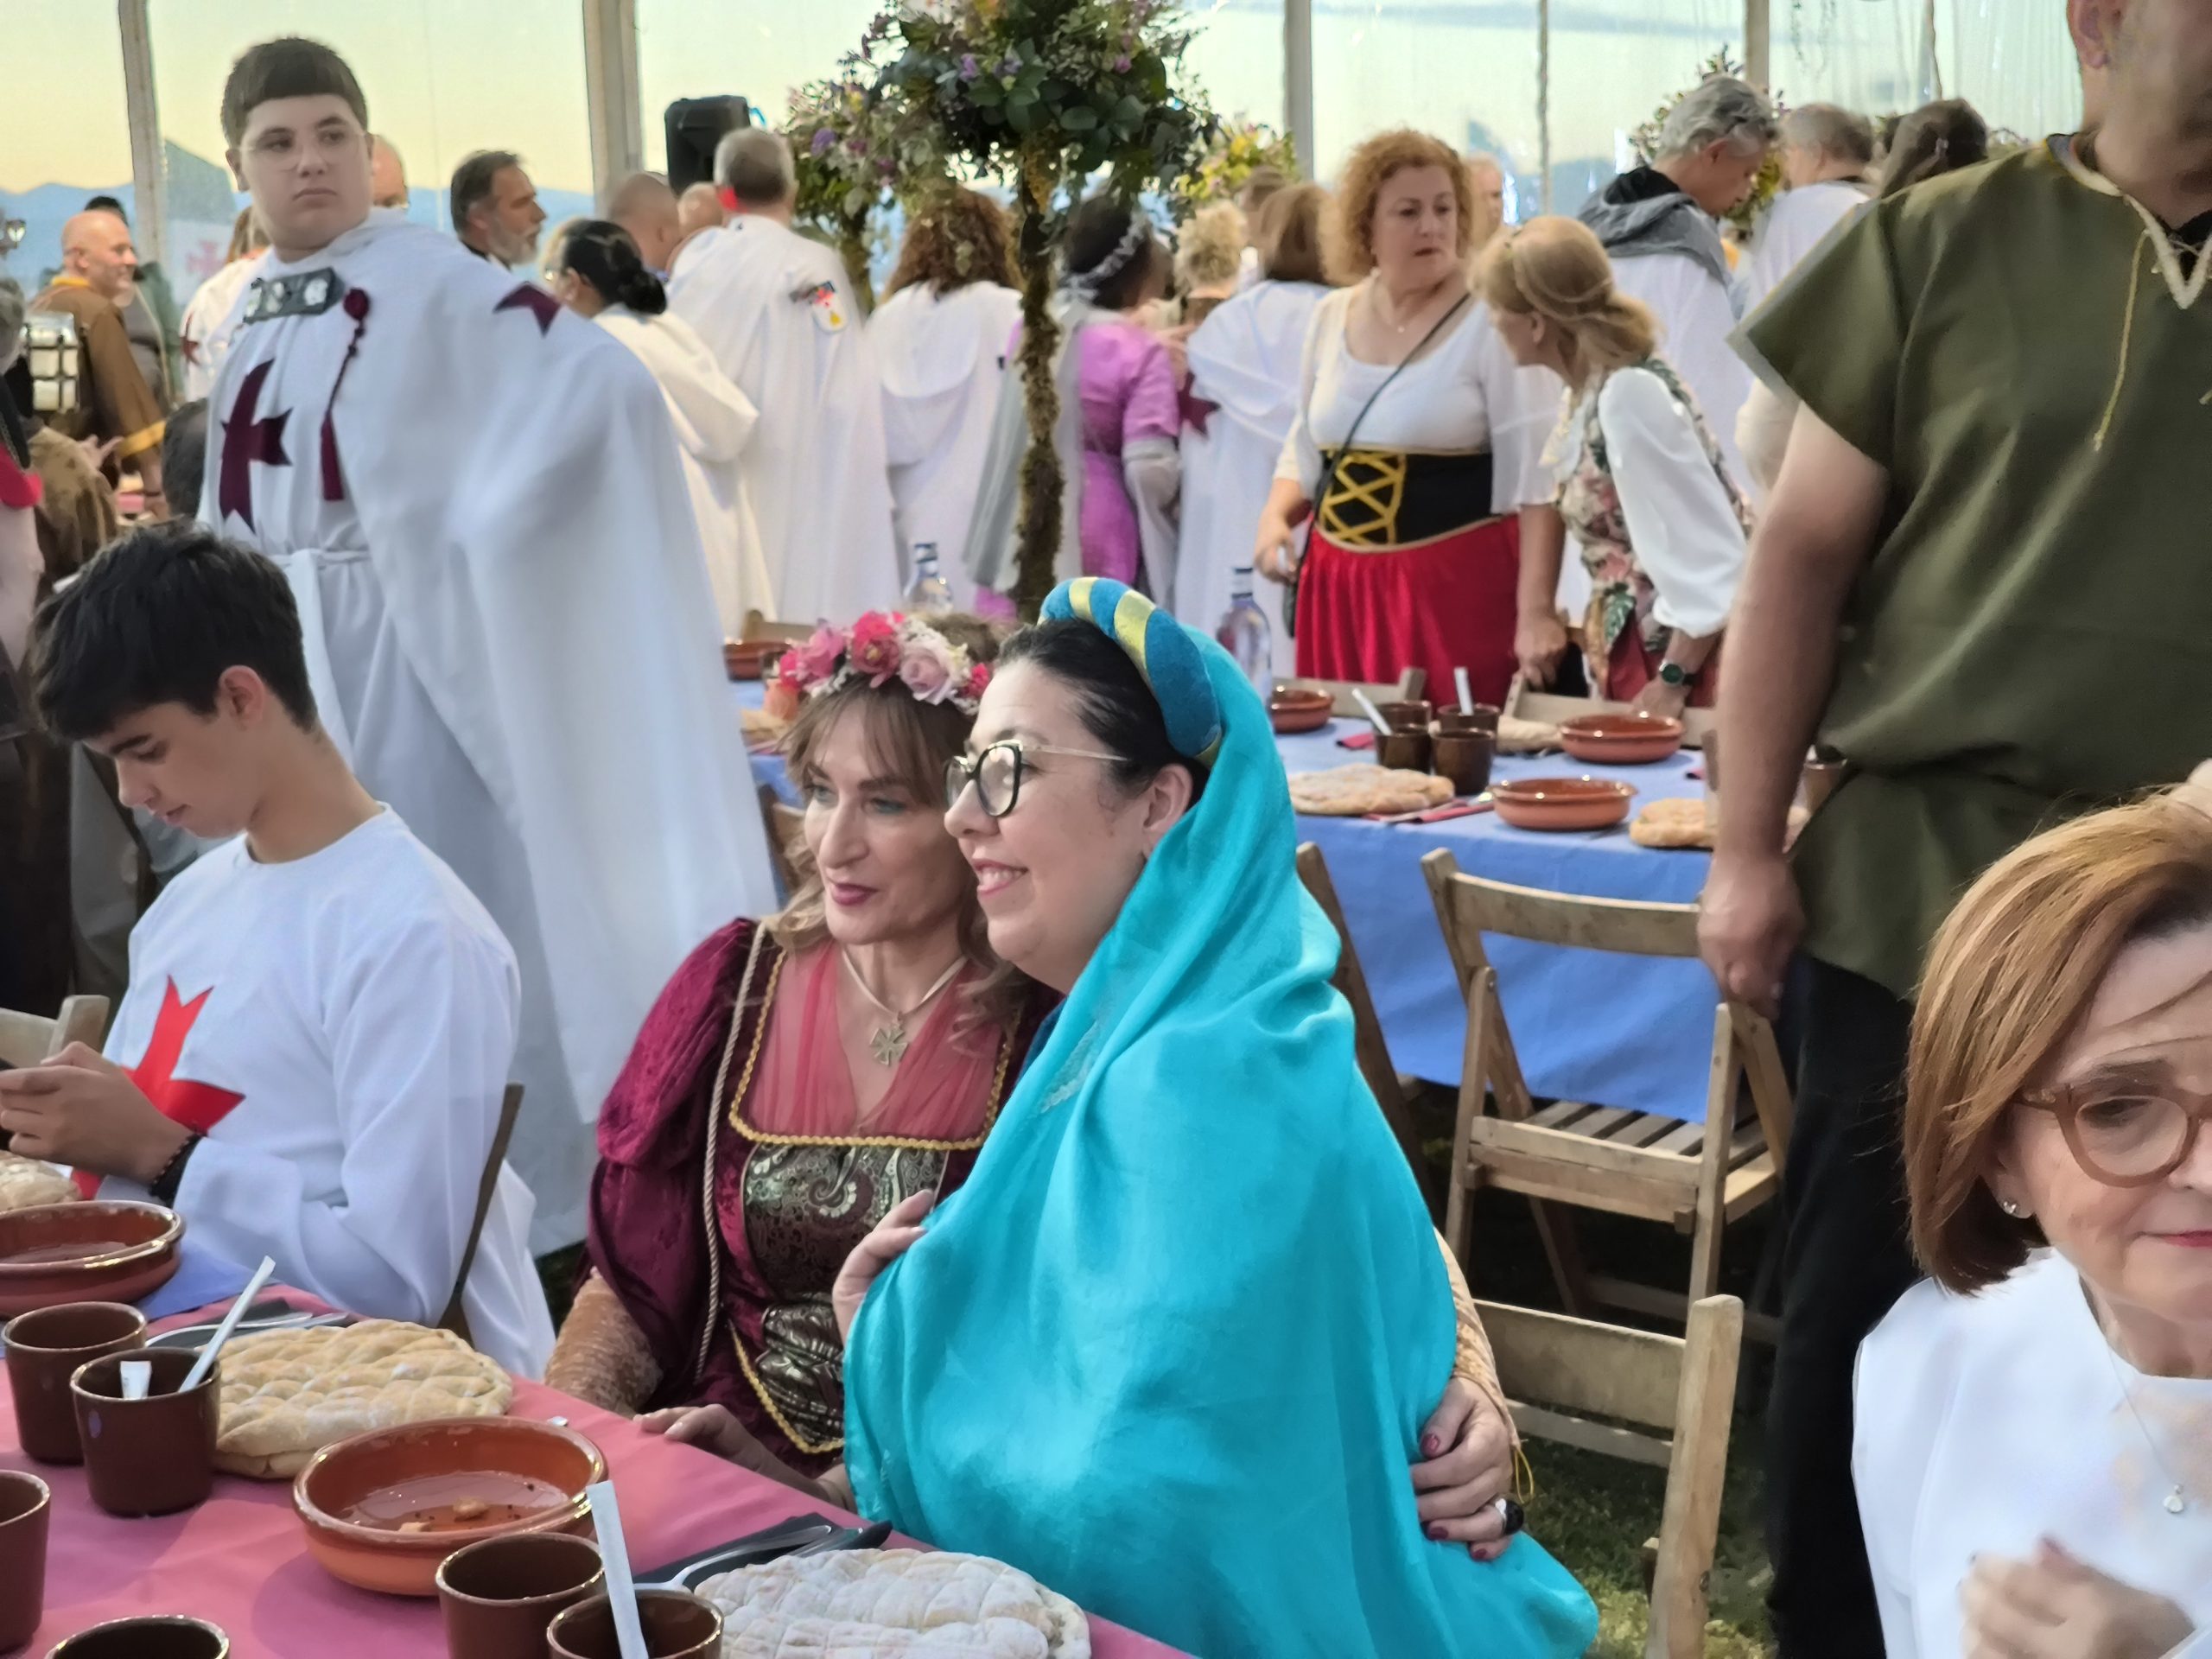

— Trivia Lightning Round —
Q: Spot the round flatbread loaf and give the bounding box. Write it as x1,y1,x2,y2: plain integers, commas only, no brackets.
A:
0,1151,79,1212
1497,715,1560,754
214,1319,512,1478
701,1549,1090,1659
1287,765,1454,818
1630,798,1711,849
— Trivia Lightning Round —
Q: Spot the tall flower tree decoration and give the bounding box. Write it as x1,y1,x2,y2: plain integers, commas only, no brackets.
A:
868,0,1218,614
786,73,903,309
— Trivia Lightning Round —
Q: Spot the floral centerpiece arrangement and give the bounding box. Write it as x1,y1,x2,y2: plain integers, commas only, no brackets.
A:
1630,48,1785,234
1172,118,1299,219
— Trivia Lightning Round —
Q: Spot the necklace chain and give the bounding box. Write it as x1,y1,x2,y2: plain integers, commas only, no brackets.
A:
842,950,966,1068
2101,1331,2193,1516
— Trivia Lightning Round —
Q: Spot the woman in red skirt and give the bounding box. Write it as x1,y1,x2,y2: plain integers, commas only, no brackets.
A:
1253,129,1560,707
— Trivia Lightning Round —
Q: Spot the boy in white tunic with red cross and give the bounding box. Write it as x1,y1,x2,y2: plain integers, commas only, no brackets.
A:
0,524,554,1375
196,39,777,1251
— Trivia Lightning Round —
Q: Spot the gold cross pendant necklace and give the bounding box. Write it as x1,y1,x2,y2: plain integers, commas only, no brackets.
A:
843,951,967,1067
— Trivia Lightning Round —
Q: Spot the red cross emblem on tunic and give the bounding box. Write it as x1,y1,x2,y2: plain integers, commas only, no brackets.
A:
73,980,242,1198
217,359,292,531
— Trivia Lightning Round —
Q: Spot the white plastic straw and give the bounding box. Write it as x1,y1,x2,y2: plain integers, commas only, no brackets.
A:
1351,689,1392,737
180,1255,276,1393
119,1361,151,1401
586,1480,650,1659
1454,668,1474,715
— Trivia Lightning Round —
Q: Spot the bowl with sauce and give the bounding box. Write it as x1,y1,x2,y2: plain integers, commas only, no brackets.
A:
0,1202,182,1319
293,1416,607,1597
1268,687,1334,735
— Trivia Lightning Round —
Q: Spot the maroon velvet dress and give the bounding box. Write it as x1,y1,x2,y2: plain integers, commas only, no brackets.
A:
586,919,1049,1477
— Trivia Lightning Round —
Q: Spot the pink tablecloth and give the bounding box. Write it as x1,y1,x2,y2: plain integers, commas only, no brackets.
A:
3,1299,1182,1658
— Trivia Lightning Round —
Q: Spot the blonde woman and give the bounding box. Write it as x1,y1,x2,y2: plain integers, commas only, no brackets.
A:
1253,130,1559,706
1483,216,1751,716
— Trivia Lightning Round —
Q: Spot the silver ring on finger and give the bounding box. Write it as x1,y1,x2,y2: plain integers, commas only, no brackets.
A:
1491,1497,1525,1536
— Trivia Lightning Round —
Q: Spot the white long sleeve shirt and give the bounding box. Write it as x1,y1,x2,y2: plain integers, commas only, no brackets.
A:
92,808,555,1376
1554,365,1747,639
1855,1252,2212,1658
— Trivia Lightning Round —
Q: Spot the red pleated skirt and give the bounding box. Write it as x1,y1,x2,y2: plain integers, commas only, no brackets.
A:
1294,515,1522,707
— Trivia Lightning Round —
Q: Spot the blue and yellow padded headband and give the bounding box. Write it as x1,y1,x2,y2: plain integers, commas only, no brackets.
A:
1044,578,1224,768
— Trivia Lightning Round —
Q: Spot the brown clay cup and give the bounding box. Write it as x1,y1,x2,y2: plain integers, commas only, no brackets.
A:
42,1617,227,1657
69,1348,219,1517
5,1302,149,1464
545,1589,722,1659
1439,705,1501,739
1376,727,1433,772
1375,700,1433,733
1433,729,1496,798
437,1533,605,1659
0,1471,51,1653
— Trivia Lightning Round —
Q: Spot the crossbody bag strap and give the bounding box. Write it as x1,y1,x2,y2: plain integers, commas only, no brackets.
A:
1287,290,1473,637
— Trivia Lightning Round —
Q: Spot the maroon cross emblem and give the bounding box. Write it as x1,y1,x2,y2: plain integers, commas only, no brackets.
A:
216,360,292,531
495,283,561,335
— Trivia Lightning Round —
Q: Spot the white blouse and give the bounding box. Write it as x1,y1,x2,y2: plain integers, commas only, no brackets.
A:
1855,1251,2212,1659
1552,365,1747,639
1275,285,1560,517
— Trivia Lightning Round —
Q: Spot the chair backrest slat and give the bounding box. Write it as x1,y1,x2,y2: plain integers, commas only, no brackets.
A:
0,996,111,1070
1476,1297,1686,1431
1430,860,1702,959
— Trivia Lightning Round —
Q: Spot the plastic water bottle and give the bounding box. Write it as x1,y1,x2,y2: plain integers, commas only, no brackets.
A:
904,544,954,615
1214,566,1274,699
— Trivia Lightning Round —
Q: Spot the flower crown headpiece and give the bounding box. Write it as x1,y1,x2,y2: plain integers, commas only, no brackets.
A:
775,612,991,714
1065,212,1154,302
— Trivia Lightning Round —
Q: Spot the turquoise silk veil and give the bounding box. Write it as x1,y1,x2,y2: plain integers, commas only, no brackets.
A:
842,586,1597,1656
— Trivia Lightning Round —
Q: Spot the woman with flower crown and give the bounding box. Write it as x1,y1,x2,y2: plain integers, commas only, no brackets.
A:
548,609,1529,1560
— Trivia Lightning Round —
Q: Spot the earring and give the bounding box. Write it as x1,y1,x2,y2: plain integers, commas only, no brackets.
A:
1999,1198,2028,1219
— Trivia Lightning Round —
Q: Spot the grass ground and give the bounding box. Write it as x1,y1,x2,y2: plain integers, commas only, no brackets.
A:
536,1091,1782,1657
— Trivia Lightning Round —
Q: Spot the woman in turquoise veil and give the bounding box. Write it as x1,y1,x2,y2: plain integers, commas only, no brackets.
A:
838,578,1598,1656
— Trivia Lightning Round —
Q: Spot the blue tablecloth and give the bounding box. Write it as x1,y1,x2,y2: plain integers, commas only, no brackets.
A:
734,683,1719,1123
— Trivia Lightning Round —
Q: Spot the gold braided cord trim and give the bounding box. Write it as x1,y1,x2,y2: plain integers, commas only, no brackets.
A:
2055,135,2212,313
2094,232,2152,454
730,1325,845,1458
719,978,1022,1459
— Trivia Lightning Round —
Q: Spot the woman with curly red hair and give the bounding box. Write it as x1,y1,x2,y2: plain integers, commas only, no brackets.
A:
1253,130,1560,705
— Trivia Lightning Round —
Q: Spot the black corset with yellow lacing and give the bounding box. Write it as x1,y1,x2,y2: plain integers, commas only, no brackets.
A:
1316,448,1497,550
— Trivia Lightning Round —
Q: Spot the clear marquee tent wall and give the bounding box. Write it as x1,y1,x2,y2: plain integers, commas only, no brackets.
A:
5,0,2078,295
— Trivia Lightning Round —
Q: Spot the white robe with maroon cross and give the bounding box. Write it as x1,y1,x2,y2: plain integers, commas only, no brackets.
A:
201,213,777,1249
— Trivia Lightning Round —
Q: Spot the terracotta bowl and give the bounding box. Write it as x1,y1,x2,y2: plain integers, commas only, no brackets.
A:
723,639,781,682
1559,712,1684,766
293,1416,607,1598
1268,688,1333,735
1491,777,1637,833
0,1203,182,1319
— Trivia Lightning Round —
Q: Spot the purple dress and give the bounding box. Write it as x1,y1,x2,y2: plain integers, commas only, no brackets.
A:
1073,320,1180,587
982,317,1179,610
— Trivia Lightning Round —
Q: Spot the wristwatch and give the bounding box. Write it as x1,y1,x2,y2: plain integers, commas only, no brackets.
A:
1658,661,1689,687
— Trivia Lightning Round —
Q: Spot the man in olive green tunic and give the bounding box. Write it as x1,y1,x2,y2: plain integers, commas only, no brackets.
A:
1701,3,2212,1652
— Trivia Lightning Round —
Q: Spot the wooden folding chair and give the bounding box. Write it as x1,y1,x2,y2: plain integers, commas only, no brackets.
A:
1482,1293,1745,1659
0,996,112,1068
1421,853,1790,1335
1277,668,1427,721
758,784,809,899
439,1083,526,1344
1503,674,1714,750
1295,844,1440,1212
738,611,817,647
